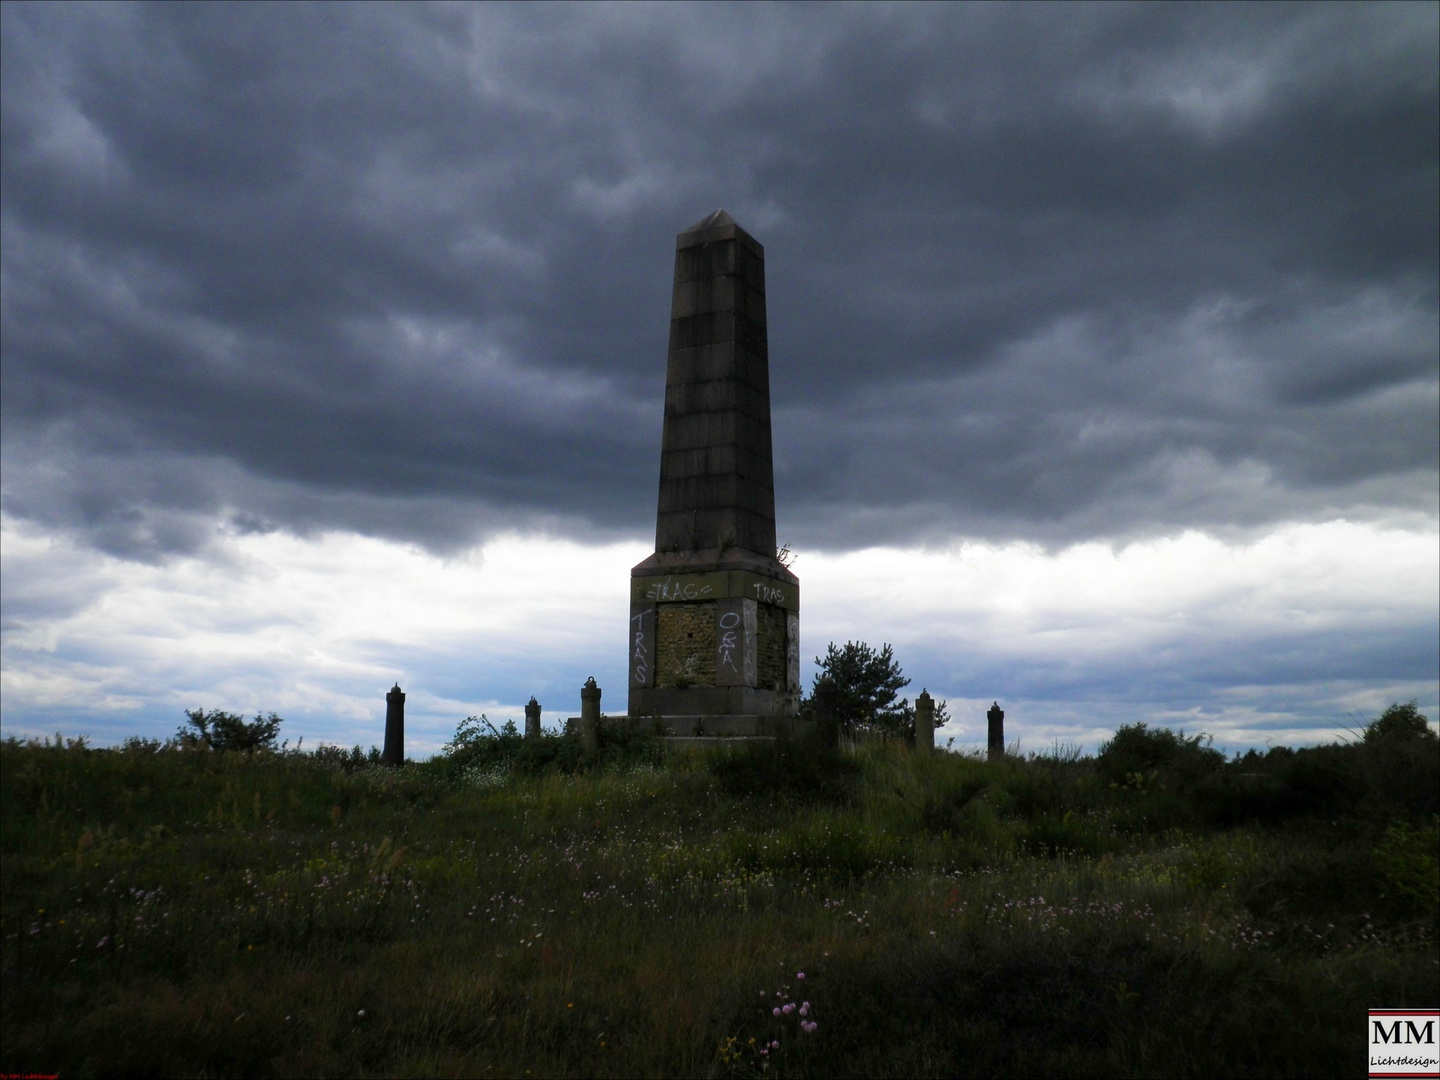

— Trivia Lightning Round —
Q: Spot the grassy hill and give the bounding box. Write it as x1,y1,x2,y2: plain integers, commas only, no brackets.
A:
2,719,1436,1077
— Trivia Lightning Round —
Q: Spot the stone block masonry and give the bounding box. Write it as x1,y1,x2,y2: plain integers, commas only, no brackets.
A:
755,603,787,693
655,603,717,687
648,211,781,563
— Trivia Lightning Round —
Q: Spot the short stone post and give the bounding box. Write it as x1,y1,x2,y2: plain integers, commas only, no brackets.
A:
524,696,542,738
813,676,839,749
916,689,935,753
987,701,1005,761
580,677,601,755
382,683,405,766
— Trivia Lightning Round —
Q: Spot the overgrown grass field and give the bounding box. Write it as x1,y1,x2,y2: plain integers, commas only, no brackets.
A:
2,718,1436,1077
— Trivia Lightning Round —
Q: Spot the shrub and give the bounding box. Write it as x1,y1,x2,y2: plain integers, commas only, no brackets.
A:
429,713,655,783
1374,818,1440,919
176,708,284,752
1357,734,1440,819
1096,723,1223,788
920,777,990,835
310,743,384,772
1363,701,1436,743
709,736,860,804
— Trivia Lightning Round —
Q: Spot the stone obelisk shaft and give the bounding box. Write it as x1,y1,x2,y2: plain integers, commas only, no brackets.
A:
655,210,777,561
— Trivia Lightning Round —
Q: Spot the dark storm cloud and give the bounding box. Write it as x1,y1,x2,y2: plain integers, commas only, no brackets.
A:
2,1,1436,558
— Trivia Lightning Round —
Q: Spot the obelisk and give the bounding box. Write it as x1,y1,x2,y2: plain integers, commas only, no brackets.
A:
628,210,802,736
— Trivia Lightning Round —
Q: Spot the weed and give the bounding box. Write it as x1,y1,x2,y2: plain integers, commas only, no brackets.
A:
1,721,1435,1077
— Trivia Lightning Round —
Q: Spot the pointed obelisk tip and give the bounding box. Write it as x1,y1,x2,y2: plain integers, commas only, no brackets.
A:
683,207,737,233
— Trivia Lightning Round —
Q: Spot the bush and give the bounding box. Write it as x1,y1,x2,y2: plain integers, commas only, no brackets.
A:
919,777,989,835
428,714,529,783
1096,723,1223,788
176,708,284,752
1363,701,1436,743
428,713,658,784
1374,818,1440,919
709,736,860,804
310,743,384,772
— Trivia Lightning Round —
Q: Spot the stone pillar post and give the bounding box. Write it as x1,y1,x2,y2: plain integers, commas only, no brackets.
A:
382,683,405,766
813,676,839,749
580,677,601,755
916,690,935,753
987,701,1005,761
524,696,541,738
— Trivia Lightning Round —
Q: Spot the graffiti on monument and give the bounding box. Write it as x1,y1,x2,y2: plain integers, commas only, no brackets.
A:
742,599,758,687
785,612,800,693
751,581,788,605
718,609,741,673
643,576,715,602
629,607,654,688
632,571,797,610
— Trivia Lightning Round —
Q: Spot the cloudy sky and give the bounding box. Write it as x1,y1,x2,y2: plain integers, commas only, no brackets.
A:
2,2,1436,754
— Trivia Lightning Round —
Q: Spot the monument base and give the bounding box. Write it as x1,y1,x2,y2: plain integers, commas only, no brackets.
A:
628,685,798,719
566,714,814,741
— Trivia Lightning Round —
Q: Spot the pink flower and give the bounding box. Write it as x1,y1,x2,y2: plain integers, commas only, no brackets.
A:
782,1003,794,1014
771,1040,779,1048
772,1007,781,1017
799,1003,809,1016
796,972,805,979
802,1021,817,1033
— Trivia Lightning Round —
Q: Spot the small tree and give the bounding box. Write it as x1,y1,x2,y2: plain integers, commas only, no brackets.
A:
1363,701,1435,743
1096,722,1223,786
811,641,948,741
178,708,284,752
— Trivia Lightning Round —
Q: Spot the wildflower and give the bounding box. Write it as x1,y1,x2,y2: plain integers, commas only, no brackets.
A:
782,1003,794,1014
771,1040,779,1048
802,1020,817,1033
357,1009,365,1018
772,1007,781,1017
799,1003,809,1016
796,972,805,979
